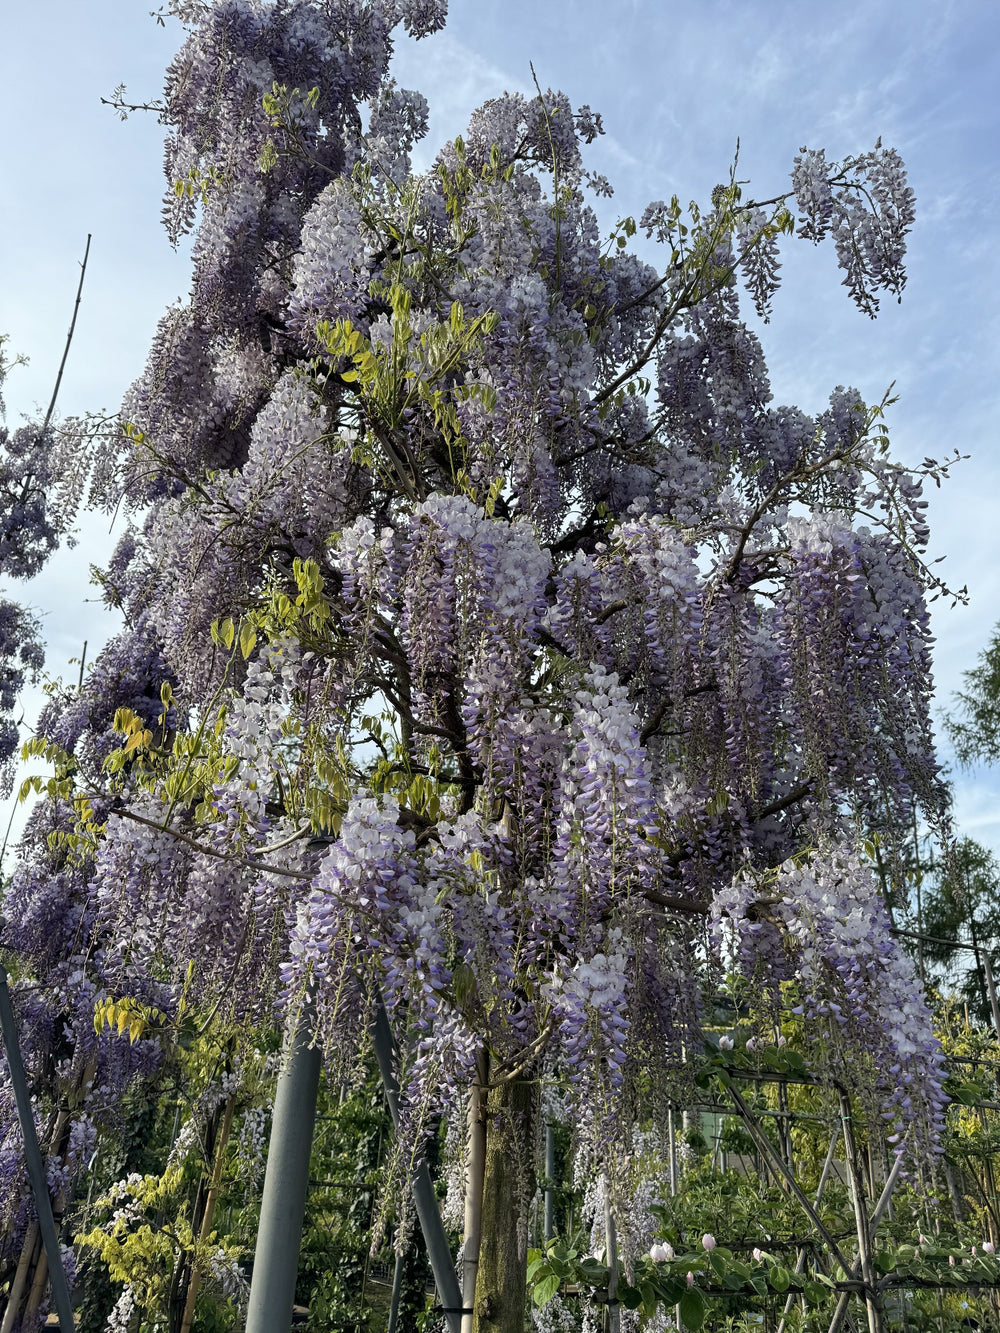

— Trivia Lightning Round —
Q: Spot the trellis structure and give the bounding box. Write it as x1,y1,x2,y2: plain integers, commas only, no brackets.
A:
551,931,1000,1333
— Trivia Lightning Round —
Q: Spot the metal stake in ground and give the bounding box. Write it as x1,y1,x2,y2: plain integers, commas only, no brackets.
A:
543,1124,556,1241
372,995,464,1333
0,956,76,1332
245,1001,322,1333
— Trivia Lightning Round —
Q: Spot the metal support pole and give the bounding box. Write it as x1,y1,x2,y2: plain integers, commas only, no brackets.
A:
543,1124,556,1241
386,1250,406,1333
0,959,76,1332
602,1174,620,1333
979,947,1000,1043
372,997,463,1333
245,1004,322,1333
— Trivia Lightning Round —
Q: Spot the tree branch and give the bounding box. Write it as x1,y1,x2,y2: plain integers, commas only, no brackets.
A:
42,235,91,435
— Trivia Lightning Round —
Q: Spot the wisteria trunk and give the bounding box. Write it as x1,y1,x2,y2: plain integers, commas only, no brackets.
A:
461,1053,488,1333
471,1074,535,1333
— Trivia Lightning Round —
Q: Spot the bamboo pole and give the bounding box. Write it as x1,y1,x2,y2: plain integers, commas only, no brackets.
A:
980,947,1000,1043
776,1128,840,1333
823,1096,907,1333
667,1108,677,1196
727,1084,851,1273
826,1150,904,1333
25,1104,75,1326
0,1224,39,1333
543,1124,557,1241
839,1091,880,1333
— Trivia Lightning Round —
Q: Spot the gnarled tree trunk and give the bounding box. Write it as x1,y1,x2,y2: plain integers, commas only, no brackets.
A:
472,1074,535,1333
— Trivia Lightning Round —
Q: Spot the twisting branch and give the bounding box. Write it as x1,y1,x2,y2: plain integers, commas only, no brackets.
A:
488,1019,555,1088
640,678,718,744
100,85,166,119
110,807,313,881
752,780,814,823
42,234,91,435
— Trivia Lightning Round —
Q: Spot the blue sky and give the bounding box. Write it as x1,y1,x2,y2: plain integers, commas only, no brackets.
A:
1,0,998,854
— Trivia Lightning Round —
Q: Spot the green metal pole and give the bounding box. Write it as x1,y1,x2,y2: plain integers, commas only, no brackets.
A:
372,997,464,1333
0,959,76,1332
543,1124,556,1241
245,1003,321,1333
386,1250,406,1333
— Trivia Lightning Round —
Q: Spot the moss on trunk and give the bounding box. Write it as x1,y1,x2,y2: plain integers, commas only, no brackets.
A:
472,1075,535,1333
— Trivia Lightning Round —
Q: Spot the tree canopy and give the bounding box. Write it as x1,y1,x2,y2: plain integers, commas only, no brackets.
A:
0,1,968,1326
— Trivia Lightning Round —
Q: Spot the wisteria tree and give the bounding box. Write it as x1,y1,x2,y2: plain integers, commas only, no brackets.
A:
0,0,962,1328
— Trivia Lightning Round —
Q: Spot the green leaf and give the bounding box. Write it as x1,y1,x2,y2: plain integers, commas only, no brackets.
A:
656,1275,686,1304
532,1273,561,1307
239,623,257,660
769,1265,790,1293
709,1251,729,1278
526,1256,546,1281
618,1282,642,1311
577,1258,609,1282
950,1081,980,1106
639,1282,658,1317
679,1288,706,1330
